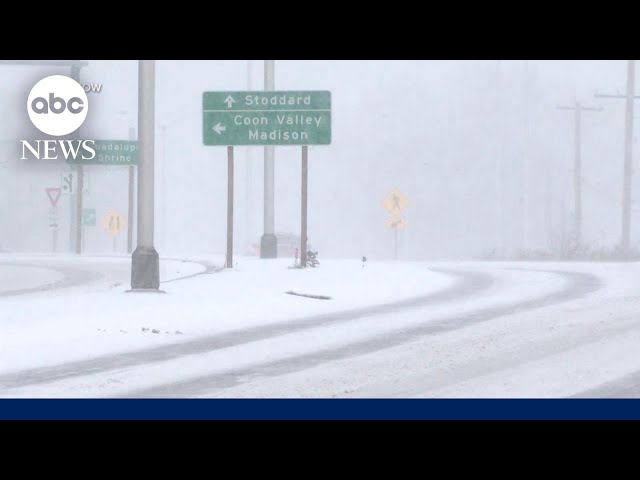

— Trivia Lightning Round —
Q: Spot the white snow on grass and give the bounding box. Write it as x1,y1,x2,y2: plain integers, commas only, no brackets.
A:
5,258,640,399
0,264,571,398
0,255,450,375
0,264,64,294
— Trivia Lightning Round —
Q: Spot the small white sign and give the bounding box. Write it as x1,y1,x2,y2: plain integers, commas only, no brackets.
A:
60,171,90,195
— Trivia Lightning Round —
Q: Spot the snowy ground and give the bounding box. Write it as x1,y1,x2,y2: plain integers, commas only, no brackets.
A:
0,264,64,295
0,254,449,374
206,262,640,399
2,255,640,398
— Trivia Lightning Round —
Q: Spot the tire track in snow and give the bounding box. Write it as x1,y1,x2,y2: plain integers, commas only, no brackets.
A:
125,269,601,398
570,371,640,398
0,268,489,391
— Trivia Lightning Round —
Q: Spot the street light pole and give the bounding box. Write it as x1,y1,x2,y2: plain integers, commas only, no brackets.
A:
71,62,84,255
260,60,277,258
130,60,160,291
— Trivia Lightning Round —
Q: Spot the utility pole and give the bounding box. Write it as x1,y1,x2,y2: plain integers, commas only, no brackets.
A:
495,60,505,256
260,60,277,258
556,101,602,249
522,60,530,253
595,60,639,253
623,61,636,253
130,60,160,291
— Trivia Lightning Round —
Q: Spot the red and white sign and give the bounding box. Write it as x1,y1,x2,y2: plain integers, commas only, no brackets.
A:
45,187,61,207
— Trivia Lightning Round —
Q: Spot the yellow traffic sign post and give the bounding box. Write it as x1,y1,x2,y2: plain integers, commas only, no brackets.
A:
101,209,127,253
382,189,408,260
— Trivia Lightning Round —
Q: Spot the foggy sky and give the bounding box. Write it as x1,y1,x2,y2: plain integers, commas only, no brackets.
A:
1,60,637,260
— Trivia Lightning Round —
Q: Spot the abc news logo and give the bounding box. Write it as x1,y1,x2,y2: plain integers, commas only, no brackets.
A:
21,75,96,161
31,93,85,114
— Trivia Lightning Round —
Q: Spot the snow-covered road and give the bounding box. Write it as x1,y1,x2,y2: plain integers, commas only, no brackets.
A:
1,255,640,398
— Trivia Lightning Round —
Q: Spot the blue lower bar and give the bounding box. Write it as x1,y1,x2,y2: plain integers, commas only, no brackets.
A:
1,399,639,420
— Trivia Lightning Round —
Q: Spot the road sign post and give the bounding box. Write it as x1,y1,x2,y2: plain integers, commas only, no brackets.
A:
226,146,234,268
301,146,308,268
382,190,408,261
202,90,331,267
46,187,61,253
128,163,135,253
262,142,276,259
49,207,59,252
128,127,136,254
394,229,398,261
52,220,57,252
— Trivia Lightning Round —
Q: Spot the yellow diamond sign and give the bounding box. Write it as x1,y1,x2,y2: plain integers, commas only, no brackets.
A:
386,216,406,230
100,209,126,236
382,189,408,215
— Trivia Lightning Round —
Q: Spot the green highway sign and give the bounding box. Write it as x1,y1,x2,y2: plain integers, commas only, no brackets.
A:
82,208,96,227
202,91,331,146
66,140,138,166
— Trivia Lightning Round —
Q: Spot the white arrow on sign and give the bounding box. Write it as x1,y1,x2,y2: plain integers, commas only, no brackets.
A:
224,95,236,108
213,122,226,135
